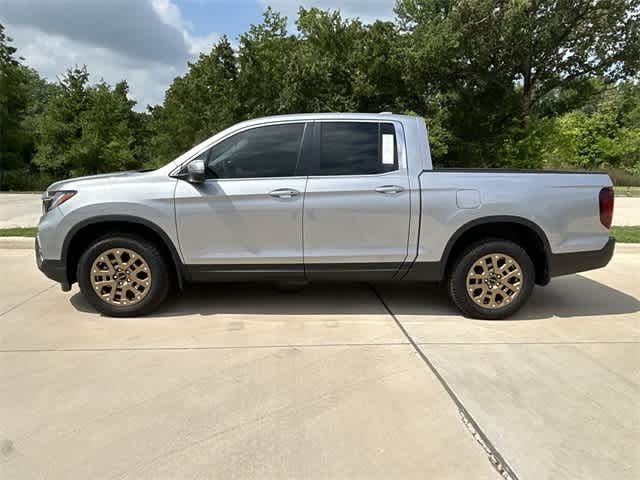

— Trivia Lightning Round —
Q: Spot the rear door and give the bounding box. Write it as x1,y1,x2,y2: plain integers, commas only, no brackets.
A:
302,121,411,280
174,122,310,280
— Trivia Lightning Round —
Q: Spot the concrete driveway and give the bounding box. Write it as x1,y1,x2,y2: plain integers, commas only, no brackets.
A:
0,194,41,228
1,245,638,479
1,193,639,228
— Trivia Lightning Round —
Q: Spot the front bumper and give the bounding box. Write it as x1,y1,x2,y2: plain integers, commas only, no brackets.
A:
35,238,71,291
549,237,616,278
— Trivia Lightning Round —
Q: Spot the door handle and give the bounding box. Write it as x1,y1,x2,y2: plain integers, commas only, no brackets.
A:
269,188,301,199
375,185,404,194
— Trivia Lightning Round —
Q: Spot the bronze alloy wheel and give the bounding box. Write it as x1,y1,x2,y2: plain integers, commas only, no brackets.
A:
465,252,523,309
90,248,152,306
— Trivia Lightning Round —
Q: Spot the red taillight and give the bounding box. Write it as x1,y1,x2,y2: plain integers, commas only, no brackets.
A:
599,187,614,229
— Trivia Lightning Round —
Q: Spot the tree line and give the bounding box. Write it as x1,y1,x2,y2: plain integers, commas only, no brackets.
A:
1,0,639,191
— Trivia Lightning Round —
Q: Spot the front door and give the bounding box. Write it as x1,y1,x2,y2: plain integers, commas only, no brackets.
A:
175,122,309,280
302,121,411,280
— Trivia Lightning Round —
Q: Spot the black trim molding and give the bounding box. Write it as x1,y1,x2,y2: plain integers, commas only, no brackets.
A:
549,237,615,277
36,238,71,290
401,261,442,282
61,215,186,289
187,262,404,282
441,215,552,266
306,262,402,281
403,215,553,283
188,264,304,282
38,259,70,290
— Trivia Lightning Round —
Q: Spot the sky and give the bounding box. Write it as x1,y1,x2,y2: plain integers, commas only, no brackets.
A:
0,0,396,111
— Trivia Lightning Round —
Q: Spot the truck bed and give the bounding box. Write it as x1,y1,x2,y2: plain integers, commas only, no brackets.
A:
407,169,612,271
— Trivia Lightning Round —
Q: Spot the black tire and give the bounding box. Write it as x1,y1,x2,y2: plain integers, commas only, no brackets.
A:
447,239,535,320
77,234,170,317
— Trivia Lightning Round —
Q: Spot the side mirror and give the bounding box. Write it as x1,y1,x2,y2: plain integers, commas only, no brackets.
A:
186,159,206,184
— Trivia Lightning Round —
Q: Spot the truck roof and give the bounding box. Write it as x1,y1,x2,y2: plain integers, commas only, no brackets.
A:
235,112,417,127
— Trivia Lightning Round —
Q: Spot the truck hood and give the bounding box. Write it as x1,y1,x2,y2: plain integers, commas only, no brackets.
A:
45,170,154,193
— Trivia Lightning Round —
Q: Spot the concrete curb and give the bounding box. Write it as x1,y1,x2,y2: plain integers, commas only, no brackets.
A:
0,237,34,250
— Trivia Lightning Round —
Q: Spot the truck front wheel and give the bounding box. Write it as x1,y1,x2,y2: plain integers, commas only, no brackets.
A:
448,239,535,320
77,234,170,317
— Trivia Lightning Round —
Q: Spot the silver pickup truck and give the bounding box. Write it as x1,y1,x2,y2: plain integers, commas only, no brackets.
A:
36,113,615,319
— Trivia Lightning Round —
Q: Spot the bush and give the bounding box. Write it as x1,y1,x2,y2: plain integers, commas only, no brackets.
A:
608,168,640,187
1,169,58,192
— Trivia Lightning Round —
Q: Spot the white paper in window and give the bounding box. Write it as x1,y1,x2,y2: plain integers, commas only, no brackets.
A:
382,134,395,165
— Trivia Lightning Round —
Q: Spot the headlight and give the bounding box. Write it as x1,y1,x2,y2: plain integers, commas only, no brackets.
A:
43,190,76,214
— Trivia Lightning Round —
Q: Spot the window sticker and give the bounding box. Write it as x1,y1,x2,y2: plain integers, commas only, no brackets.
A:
382,134,395,165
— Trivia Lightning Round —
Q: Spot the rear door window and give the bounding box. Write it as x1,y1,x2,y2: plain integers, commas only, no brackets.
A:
317,122,398,176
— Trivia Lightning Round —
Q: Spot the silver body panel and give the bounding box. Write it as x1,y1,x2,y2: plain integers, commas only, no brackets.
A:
175,177,307,265
303,170,411,267
413,171,612,265
37,113,613,282
37,167,179,262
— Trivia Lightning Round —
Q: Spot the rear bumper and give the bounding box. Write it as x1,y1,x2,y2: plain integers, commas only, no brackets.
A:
35,238,71,291
549,237,615,278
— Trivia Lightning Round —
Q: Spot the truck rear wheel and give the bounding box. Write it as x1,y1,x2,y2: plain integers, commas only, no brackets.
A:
448,239,535,320
77,234,170,317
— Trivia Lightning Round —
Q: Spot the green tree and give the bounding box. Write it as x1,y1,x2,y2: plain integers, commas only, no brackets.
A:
150,36,237,165
149,8,412,163
34,67,143,177
236,8,297,115
543,82,640,175
126,4,640,177
282,8,407,113
280,8,363,112
0,23,30,189
395,0,640,167
20,67,58,154
0,23,58,190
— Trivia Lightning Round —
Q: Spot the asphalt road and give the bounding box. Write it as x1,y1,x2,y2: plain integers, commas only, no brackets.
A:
1,245,638,479
0,193,639,228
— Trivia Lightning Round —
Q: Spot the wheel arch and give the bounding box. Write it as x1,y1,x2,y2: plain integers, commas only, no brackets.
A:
441,216,552,285
62,215,185,289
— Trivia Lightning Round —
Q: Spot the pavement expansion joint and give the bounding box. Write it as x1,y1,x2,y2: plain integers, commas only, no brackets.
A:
417,341,640,345
0,342,412,353
369,284,520,480
0,284,56,317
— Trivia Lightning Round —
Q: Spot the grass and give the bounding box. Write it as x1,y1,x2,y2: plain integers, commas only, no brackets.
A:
615,186,640,197
0,227,37,237
611,226,640,243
